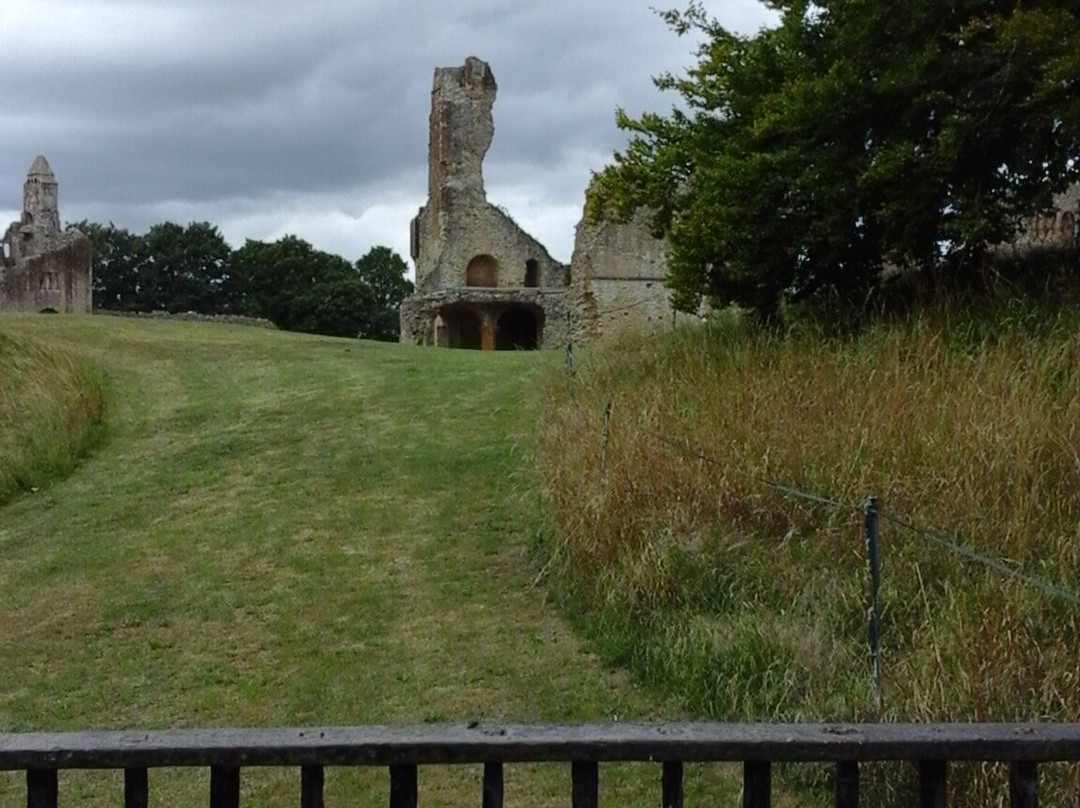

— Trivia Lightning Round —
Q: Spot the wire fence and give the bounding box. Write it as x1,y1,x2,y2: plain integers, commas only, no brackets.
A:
589,393,1080,714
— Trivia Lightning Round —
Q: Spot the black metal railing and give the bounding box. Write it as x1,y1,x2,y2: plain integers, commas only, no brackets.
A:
4,723,1080,808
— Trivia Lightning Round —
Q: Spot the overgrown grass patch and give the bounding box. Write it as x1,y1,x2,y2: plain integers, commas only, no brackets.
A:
537,299,1080,804
0,328,107,505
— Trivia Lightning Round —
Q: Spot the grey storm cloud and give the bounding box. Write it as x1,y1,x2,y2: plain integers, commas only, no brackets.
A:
0,0,775,262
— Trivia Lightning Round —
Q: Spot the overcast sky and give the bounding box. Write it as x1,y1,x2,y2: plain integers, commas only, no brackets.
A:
0,0,775,272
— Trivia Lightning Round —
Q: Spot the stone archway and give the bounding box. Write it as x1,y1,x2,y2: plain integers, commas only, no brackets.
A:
496,306,541,350
465,254,499,287
439,305,483,349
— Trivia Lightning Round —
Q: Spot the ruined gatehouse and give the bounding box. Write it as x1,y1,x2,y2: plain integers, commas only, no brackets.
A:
400,57,682,350
0,156,92,314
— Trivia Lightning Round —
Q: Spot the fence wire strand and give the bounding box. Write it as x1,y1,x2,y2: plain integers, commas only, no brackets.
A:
881,512,1080,609
652,433,859,513
604,403,1080,609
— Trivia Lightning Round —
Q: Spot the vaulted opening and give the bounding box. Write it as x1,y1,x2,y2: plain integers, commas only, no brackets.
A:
496,306,541,350
465,254,499,287
524,258,539,288
439,306,482,349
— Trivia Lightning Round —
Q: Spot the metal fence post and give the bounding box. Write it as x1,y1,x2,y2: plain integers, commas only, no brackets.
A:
864,495,882,716
565,309,575,379
600,398,613,477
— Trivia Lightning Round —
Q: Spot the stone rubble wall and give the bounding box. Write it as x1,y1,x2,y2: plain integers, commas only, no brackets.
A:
0,232,92,313
401,287,569,347
95,310,278,328
996,185,1079,257
569,205,685,342
1,156,93,314
415,197,565,294
403,57,570,349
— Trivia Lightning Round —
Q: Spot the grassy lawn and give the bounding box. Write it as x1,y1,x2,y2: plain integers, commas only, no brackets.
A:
0,314,757,808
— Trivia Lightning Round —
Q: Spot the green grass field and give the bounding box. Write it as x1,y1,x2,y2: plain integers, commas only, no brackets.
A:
0,314,775,808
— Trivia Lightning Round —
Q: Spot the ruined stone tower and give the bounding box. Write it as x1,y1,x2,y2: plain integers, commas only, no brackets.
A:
1,156,92,313
401,57,569,349
23,156,62,234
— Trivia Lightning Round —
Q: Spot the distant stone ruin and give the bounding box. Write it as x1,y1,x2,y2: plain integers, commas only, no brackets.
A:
998,185,1079,258
0,156,92,314
400,57,681,350
401,58,569,350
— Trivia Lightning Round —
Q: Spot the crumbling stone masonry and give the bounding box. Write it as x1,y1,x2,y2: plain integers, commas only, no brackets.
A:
569,202,703,343
401,57,570,350
401,57,687,349
997,185,1079,258
0,156,91,314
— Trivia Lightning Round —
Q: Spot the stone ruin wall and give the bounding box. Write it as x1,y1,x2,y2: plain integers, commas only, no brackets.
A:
404,56,1080,351
569,206,690,343
402,57,569,350
997,184,1079,257
401,287,570,347
0,156,92,314
414,202,565,292
0,237,92,314
411,57,566,296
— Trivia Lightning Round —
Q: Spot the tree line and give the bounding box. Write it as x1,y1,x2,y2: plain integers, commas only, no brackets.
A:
590,0,1080,324
71,221,414,340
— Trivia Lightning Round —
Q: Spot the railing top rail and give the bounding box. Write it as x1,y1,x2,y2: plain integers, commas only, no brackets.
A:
2,723,1080,770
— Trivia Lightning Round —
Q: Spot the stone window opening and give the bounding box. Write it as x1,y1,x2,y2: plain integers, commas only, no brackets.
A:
1062,211,1076,240
466,254,500,287
524,258,539,288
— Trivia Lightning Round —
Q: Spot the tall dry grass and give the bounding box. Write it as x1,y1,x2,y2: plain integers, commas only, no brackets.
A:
0,330,107,505
537,300,1080,803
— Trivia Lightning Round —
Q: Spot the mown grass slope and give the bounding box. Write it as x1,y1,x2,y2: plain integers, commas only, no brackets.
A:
537,301,1080,804
0,314,766,808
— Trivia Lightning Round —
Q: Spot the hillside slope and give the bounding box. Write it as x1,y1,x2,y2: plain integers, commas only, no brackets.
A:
0,314,752,808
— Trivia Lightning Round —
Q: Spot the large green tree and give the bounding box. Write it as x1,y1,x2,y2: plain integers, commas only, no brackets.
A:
590,0,1080,321
75,221,235,314
71,221,147,311
354,246,414,341
142,222,234,314
234,236,412,339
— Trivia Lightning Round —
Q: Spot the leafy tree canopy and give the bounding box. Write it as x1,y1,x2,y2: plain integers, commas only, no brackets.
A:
354,246,415,340
74,221,413,340
589,0,1080,321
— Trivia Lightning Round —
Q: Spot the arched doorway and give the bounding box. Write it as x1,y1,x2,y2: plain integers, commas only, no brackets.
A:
465,254,499,287
439,306,482,349
496,306,540,350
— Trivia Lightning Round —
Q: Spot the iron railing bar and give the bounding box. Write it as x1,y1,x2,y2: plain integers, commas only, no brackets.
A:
571,760,598,808
834,761,858,808
742,760,770,808
3,723,1080,769
210,765,240,808
919,759,947,808
26,768,57,808
300,765,324,808
124,767,148,808
389,763,417,808
482,762,503,808
1009,760,1037,808
661,760,682,808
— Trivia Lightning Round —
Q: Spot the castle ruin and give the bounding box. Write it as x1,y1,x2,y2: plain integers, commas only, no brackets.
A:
0,156,92,314
400,57,682,350
401,59,1080,350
